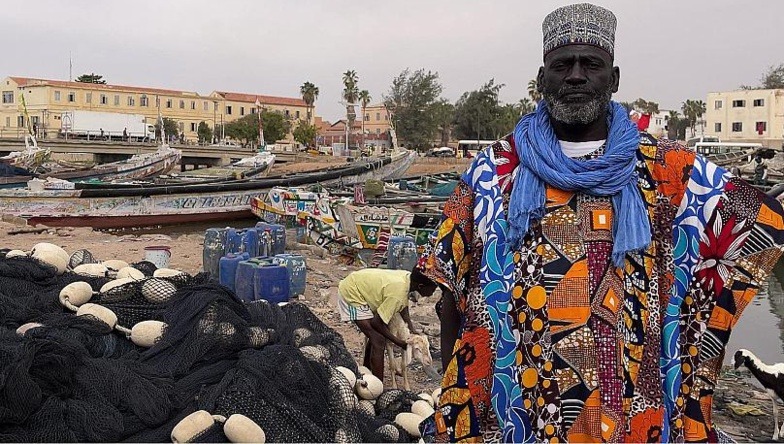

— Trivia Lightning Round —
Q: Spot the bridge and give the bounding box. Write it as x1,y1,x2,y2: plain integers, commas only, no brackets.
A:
0,137,298,168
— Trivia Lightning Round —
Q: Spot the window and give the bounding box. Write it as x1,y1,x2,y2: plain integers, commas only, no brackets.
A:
240,107,245,116
191,101,196,110
114,95,120,105
754,99,765,107
178,122,184,133
732,100,745,108
179,100,185,109
364,114,370,121
756,121,767,133
140,95,148,107
376,112,380,121
732,122,742,132
128,96,135,106
1,91,13,104
251,108,256,114
166,99,172,108
54,91,61,101
296,110,300,119
100,94,107,105
714,123,722,132
384,114,388,120
376,128,381,134
203,101,209,111
190,122,197,131
5,117,9,127
18,116,24,127
68,92,76,102
714,100,722,110
226,105,232,115
284,109,290,118
86,92,92,103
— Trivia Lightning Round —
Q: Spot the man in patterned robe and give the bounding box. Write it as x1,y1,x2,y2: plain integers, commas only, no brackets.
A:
419,3,784,443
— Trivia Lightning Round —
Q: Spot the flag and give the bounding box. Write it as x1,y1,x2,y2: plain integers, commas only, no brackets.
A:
637,113,651,131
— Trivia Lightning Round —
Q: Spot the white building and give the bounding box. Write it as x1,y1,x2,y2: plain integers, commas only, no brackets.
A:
705,89,784,148
646,109,679,139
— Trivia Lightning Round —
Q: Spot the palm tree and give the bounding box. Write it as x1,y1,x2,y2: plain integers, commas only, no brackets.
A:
518,98,535,115
682,100,699,137
527,79,542,103
342,70,359,147
299,81,319,122
667,110,680,140
358,90,371,149
694,100,707,135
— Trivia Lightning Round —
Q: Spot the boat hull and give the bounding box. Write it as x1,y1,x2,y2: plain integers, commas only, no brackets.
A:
0,150,413,229
26,209,254,228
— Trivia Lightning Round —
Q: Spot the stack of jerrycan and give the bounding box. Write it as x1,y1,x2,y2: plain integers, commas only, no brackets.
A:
203,228,229,277
272,253,307,298
387,235,418,271
255,222,286,255
235,257,290,303
219,252,249,293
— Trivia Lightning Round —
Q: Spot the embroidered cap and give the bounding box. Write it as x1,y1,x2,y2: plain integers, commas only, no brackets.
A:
542,3,617,59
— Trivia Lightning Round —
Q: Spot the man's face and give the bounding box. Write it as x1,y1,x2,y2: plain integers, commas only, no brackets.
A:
538,44,620,125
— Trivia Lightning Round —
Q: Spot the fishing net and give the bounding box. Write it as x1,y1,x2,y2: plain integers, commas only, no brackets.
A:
0,248,425,442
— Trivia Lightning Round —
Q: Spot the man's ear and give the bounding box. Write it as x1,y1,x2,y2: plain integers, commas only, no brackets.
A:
611,66,620,94
536,67,545,93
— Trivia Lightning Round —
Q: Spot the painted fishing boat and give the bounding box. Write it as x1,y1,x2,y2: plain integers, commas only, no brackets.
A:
0,149,414,228
0,144,183,189
47,144,182,185
0,135,50,172
251,185,441,261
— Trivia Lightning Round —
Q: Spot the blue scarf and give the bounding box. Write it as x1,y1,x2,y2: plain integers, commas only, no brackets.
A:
508,101,650,267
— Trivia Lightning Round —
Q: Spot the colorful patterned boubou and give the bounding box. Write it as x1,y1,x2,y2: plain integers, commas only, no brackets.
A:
419,132,784,442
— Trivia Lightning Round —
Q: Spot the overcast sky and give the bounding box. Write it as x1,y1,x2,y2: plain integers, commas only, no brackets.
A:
5,1,782,121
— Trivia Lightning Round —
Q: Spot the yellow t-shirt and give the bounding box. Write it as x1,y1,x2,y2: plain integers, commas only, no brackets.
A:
338,269,410,324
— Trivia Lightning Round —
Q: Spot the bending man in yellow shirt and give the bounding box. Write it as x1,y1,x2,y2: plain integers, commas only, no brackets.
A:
337,267,437,379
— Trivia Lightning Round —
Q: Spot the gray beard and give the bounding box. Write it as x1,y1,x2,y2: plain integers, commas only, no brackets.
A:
544,88,613,125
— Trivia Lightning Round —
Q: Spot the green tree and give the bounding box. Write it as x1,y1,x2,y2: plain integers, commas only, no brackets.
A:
383,68,444,150
495,103,522,137
197,121,212,144
299,81,319,121
342,70,359,146
75,73,107,84
632,98,660,115
358,89,371,146
224,111,291,147
518,98,535,115
741,63,784,90
528,79,542,103
293,120,319,148
761,63,784,89
453,79,506,140
681,99,705,137
665,111,689,141
431,99,455,147
155,117,179,141
620,101,634,113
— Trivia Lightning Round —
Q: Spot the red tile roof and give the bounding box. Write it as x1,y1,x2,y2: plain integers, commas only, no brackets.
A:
213,91,307,107
9,76,198,97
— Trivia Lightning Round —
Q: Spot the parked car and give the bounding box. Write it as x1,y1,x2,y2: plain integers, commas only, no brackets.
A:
425,147,455,157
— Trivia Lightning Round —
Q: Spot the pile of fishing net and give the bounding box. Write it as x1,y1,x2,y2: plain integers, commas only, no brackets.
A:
0,243,438,442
